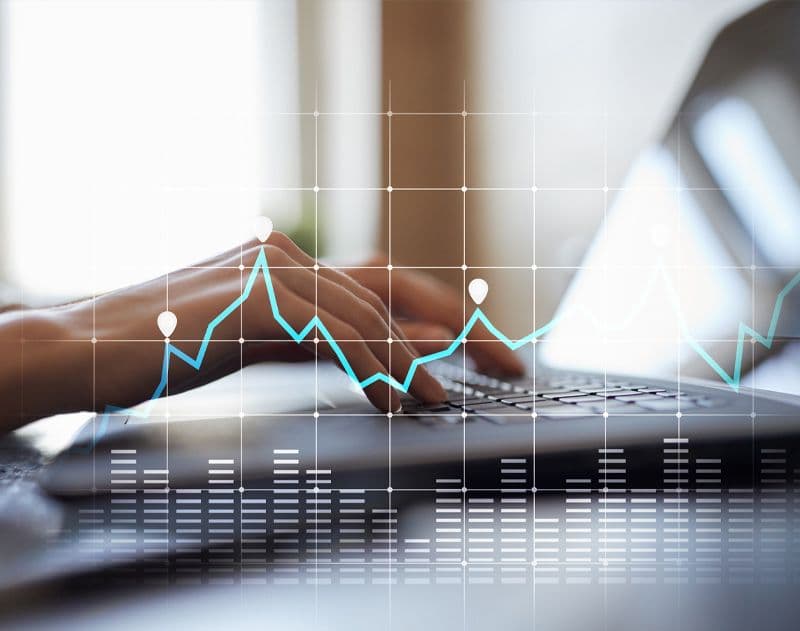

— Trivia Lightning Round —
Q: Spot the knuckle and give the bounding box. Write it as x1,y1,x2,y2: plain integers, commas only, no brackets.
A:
269,276,290,300
270,230,293,250
359,301,389,339
265,244,291,266
367,252,389,266
334,322,361,343
361,288,388,318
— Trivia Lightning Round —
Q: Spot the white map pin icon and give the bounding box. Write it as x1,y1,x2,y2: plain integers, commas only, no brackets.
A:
157,310,177,338
253,216,273,243
468,278,489,305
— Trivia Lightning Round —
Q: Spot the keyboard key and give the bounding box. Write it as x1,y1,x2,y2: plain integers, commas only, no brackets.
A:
401,400,440,413
474,402,513,411
538,386,581,395
449,397,492,406
581,387,636,396
460,400,509,409
512,402,535,411
603,390,641,397
462,403,512,415
558,394,605,404
500,395,546,405
428,366,711,417
540,390,583,400
535,399,579,407
515,400,551,411
525,401,584,414
468,387,505,397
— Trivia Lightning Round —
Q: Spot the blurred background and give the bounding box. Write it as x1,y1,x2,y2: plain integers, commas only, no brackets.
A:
6,0,795,389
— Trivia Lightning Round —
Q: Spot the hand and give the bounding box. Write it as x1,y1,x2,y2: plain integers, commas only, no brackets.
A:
346,255,526,377
237,232,450,412
1,232,448,426
1,231,526,430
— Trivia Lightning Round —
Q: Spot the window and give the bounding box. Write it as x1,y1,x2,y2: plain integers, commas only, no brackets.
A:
1,0,385,299
2,0,264,297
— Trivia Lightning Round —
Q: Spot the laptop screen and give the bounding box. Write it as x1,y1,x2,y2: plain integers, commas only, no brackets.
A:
538,146,751,381
540,2,800,385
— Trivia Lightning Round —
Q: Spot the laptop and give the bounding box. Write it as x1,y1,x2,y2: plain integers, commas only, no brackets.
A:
39,1,800,497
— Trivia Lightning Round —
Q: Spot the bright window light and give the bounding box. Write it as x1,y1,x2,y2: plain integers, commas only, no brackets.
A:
693,96,800,269
540,147,750,378
3,0,263,298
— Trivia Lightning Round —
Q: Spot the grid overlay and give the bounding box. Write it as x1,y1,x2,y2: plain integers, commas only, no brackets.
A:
75,97,800,480
59,85,800,597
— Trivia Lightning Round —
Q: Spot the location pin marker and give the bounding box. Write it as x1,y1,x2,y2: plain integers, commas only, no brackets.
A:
468,278,489,305
157,310,177,339
253,216,273,243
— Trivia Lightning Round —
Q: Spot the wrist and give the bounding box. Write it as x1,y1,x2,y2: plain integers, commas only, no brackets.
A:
0,306,94,423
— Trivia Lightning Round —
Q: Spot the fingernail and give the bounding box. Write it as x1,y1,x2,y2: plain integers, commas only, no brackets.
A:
393,404,403,414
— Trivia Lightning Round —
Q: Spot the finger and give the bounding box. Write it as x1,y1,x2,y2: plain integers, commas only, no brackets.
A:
349,263,526,376
268,276,401,413
398,322,457,356
394,273,526,377
265,238,446,403
462,321,527,377
186,239,265,271
311,275,445,404
267,233,418,352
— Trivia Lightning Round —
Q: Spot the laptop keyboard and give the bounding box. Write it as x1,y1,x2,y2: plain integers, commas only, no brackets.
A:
401,364,721,426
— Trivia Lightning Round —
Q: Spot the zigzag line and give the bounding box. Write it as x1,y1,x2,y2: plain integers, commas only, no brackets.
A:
90,246,800,447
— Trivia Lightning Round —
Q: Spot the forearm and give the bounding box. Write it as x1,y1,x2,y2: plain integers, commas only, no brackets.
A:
0,279,262,433
0,301,175,431
0,235,472,434
0,307,94,431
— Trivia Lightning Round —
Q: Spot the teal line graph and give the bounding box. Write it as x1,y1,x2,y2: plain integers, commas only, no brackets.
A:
92,245,800,446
